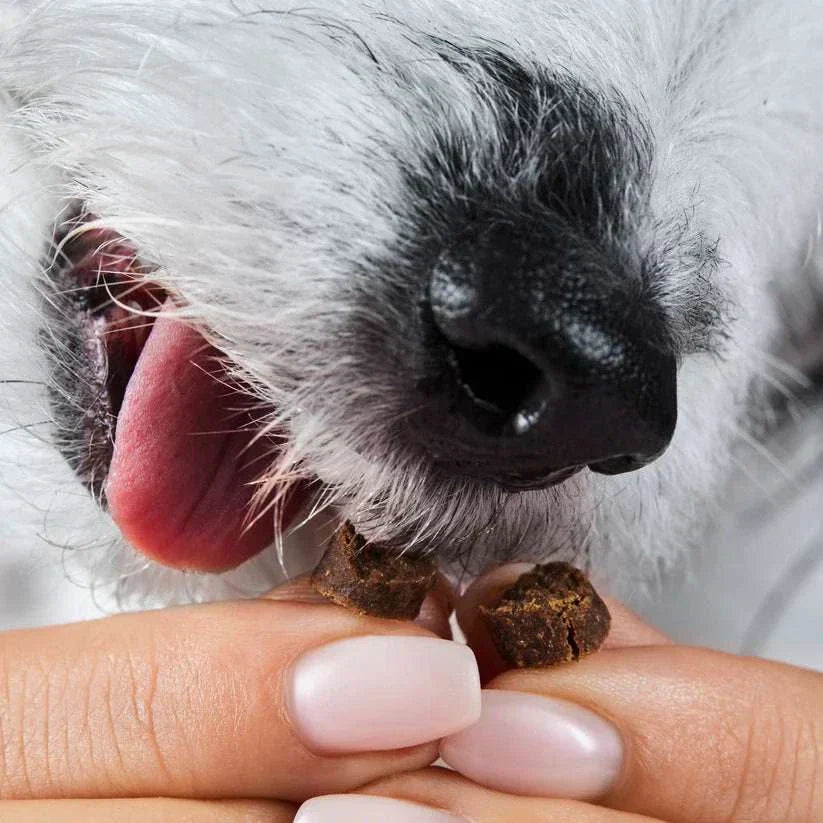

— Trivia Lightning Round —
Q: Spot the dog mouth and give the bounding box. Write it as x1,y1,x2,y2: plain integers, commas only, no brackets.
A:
44,213,305,572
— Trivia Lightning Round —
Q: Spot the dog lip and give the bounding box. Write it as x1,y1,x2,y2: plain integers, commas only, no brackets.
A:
488,465,583,491
45,213,305,573
429,454,584,491
589,455,654,474
44,214,166,502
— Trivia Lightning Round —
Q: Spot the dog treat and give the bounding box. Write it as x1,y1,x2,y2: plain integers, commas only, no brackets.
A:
311,522,439,619
480,562,611,668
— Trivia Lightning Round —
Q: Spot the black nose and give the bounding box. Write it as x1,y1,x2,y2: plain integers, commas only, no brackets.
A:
414,229,677,489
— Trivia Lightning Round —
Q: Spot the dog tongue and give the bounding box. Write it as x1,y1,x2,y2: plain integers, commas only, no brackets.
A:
107,310,279,572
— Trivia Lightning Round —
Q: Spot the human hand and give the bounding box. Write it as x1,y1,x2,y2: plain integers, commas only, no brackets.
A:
0,576,478,821
298,565,822,822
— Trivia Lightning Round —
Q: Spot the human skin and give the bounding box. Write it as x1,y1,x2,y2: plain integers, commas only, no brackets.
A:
349,569,823,823
0,571,820,822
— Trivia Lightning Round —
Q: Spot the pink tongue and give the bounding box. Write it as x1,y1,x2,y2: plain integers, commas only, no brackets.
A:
107,311,281,572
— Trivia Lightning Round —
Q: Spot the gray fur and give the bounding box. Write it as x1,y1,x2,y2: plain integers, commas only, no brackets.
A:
0,0,820,609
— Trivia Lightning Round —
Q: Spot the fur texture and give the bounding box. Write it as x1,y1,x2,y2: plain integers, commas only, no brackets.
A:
0,0,821,610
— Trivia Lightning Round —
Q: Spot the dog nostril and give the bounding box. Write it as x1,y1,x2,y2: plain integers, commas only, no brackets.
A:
448,343,545,434
416,231,678,488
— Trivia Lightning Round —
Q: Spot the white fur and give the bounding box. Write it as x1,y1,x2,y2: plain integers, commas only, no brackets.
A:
0,0,821,610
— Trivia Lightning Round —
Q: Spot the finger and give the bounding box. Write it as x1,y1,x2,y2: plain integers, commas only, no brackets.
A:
0,586,479,802
456,564,670,681
439,646,823,823
0,798,294,822
414,575,456,640
296,767,662,822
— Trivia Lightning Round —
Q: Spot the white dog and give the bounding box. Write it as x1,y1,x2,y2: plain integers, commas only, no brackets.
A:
0,1,820,627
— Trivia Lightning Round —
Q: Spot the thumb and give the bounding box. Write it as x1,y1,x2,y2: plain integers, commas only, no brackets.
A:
447,565,822,823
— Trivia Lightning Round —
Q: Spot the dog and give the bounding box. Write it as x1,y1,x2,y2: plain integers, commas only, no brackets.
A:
0,1,821,631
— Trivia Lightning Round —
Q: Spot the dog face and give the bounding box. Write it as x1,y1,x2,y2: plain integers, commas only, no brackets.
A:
0,1,821,605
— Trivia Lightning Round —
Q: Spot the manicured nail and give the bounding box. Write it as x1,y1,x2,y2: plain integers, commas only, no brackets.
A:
286,635,481,753
440,689,623,799
296,795,464,822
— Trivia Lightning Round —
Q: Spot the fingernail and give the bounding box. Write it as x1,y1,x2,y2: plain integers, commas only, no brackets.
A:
286,635,481,753
440,689,623,799
296,795,465,822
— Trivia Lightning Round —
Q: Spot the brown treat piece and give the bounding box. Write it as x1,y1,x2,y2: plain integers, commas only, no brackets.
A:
480,562,611,668
311,522,438,620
